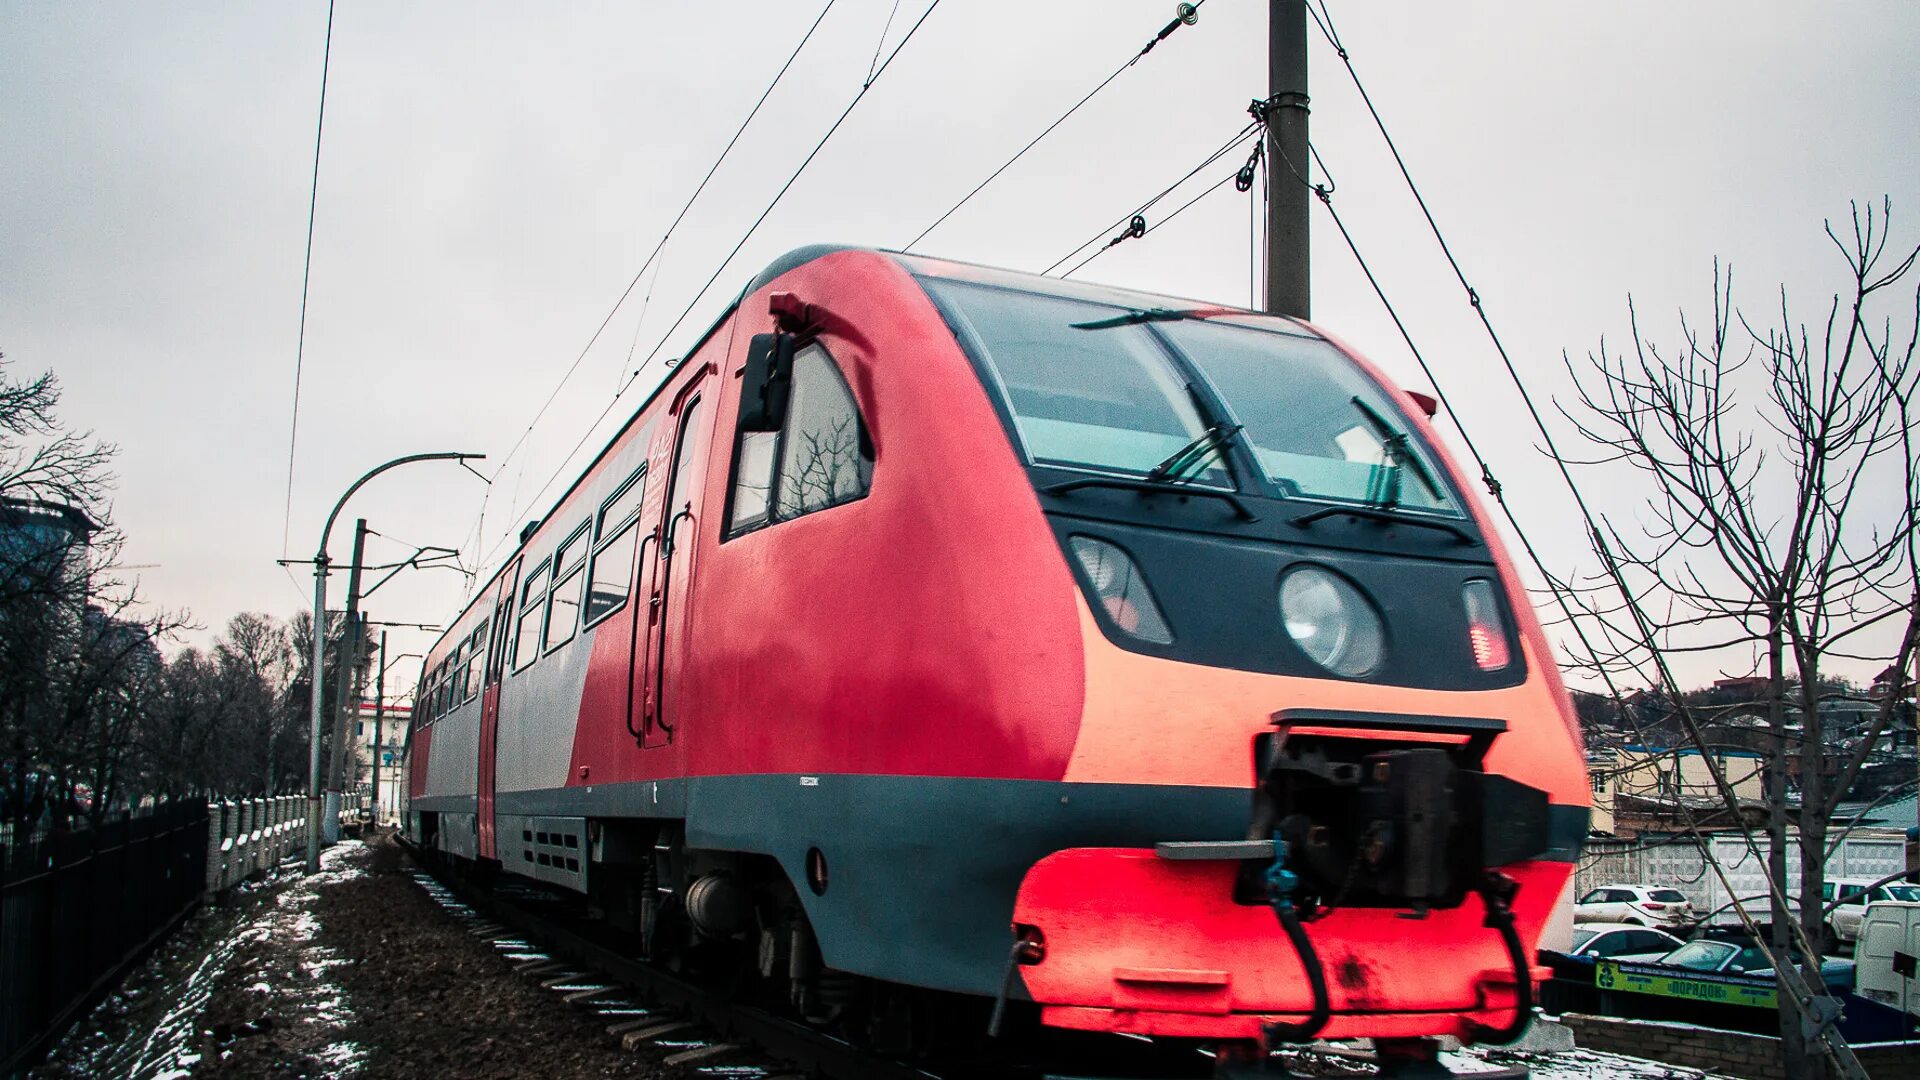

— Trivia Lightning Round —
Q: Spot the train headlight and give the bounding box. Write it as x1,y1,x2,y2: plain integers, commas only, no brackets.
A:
1279,565,1383,677
1461,579,1513,670
1069,536,1174,645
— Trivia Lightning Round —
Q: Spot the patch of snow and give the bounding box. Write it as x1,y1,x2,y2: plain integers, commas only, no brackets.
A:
1446,1045,1724,1079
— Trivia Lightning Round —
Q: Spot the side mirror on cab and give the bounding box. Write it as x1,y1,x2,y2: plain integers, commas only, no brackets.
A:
739,332,796,432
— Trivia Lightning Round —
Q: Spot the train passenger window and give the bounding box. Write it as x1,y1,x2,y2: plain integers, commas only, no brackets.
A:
513,559,550,671
466,622,487,699
585,466,646,626
451,642,469,709
726,344,871,537
545,523,589,652
600,465,647,536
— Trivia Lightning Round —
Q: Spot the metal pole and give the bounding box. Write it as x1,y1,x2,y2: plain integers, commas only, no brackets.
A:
306,555,328,871
1263,0,1310,318
372,631,385,827
326,521,368,793
304,450,484,872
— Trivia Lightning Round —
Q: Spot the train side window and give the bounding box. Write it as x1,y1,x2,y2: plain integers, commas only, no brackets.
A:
729,431,778,532
513,558,551,671
585,466,647,626
454,639,468,704
779,347,871,517
726,344,871,537
545,522,590,652
488,564,519,680
465,621,487,699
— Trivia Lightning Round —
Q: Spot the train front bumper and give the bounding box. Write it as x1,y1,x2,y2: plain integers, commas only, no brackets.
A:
1009,847,1564,1043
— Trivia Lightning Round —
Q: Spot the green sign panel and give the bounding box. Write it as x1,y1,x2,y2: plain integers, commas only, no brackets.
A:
1596,960,1778,1009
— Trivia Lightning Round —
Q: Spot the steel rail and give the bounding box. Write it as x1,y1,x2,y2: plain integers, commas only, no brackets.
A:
405,841,950,1080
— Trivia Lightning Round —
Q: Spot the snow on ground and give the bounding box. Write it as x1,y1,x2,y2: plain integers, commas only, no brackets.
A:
1446,1045,1723,1079
210,839,370,1075
1273,1036,1728,1079
32,839,370,1080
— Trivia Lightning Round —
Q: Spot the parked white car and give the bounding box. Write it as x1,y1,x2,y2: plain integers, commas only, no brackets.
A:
1574,884,1696,928
1824,878,1920,942
1568,922,1685,962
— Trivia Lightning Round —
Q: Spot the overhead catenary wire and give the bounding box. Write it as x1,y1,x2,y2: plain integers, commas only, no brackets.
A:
471,2,945,578
1066,135,1273,279
864,0,904,86
1040,119,1261,276
280,0,336,560
902,0,1209,253
1297,10,1858,1056
1062,166,1243,278
1299,134,1843,1011
625,0,945,384
481,0,843,497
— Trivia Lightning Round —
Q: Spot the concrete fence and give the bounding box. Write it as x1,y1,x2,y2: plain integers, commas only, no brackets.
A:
203,794,372,893
1577,830,1909,919
203,797,300,893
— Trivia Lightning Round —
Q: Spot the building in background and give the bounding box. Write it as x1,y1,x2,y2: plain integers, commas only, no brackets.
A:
351,699,410,824
1590,744,1767,838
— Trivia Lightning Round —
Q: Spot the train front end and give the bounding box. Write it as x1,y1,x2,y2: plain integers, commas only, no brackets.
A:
906,256,1590,1050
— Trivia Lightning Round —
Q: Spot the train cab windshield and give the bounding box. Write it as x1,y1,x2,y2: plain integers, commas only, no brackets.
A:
923,276,1460,517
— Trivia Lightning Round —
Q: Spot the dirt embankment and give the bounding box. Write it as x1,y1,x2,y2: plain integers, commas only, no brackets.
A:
191,835,663,1079
39,835,687,1080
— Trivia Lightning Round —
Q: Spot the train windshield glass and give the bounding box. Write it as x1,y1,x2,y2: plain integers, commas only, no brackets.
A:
926,277,1458,514
922,279,1230,487
1154,319,1460,516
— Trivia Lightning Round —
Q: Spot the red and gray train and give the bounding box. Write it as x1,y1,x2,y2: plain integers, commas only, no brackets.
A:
404,246,1589,1061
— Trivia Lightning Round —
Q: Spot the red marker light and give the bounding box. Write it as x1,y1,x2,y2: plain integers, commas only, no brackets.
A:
1461,580,1511,671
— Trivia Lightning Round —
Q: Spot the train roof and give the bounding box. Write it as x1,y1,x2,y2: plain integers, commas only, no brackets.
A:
425,244,1312,665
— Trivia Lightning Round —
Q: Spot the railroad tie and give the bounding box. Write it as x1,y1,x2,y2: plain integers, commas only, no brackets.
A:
661,1043,737,1067
604,1016,659,1037
563,985,620,1004
539,972,590,988
619,1020,696,1051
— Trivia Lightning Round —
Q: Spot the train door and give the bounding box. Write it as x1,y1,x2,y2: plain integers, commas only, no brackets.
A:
476,558,519,860
637,374,712,748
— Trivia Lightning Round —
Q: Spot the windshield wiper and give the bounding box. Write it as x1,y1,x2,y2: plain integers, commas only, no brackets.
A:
1068,306,1224,330
1349,395,1442,507
1042,475,1257,520
1291,504,1477,545
1145,421,1243,485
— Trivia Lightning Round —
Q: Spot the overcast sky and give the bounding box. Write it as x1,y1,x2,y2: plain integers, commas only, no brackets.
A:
4,0,1916,698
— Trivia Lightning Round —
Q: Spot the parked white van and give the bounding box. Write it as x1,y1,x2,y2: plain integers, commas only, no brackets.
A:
1855,900,1920,1018
1824,878,1920,942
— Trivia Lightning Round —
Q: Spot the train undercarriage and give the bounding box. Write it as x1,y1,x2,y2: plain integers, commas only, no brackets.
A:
411,809,1534,1078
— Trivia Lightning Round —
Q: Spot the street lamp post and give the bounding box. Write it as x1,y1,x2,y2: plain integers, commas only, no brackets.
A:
307,451,482,872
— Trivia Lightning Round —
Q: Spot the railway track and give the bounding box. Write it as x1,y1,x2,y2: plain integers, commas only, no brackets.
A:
403,843,1224,1080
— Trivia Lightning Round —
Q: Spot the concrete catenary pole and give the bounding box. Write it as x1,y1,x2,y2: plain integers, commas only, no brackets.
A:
1263,0,1310,318
371,630,386,825
325,520,368,796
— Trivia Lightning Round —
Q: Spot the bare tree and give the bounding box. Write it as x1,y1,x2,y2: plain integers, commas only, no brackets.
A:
0,355,115,511
1562,200,1919,1078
